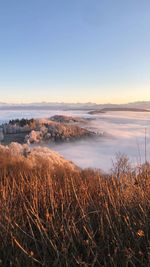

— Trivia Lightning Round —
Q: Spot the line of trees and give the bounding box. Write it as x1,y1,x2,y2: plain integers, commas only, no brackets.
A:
9,118,35,127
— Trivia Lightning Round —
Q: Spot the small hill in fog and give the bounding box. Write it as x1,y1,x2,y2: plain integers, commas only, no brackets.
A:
89,107,150,114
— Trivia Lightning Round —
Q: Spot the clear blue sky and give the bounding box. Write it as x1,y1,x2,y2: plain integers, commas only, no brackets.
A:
0,0,150,103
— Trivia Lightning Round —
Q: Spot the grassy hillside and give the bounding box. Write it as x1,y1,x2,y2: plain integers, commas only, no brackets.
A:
0,144,150,266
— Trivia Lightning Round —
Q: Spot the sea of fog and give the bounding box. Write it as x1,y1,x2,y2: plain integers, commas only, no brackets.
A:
0,109,150,172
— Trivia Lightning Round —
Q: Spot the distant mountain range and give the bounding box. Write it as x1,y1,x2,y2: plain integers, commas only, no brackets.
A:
0,101,150,110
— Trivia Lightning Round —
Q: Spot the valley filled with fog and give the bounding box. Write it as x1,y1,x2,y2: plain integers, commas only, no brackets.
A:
0,108,150,172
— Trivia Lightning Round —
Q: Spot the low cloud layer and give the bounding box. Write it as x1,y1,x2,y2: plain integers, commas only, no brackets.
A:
0,109,150,172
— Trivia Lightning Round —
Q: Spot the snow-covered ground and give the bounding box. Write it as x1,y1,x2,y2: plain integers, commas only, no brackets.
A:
0,109,150,172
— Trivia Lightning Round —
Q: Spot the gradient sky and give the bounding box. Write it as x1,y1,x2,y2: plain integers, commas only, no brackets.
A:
0,0,150,103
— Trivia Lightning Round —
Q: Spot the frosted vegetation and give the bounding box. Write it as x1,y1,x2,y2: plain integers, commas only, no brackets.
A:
0,142,76,170
1,116,95,144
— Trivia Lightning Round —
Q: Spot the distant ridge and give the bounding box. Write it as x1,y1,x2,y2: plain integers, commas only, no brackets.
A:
88,107,150,115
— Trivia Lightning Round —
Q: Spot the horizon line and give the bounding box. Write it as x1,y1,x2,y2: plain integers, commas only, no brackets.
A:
0,100,150,106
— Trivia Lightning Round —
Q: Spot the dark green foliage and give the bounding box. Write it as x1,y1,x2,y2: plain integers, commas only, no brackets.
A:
9,118,34,127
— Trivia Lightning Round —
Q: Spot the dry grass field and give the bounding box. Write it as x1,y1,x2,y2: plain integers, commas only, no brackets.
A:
0,144,150,266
